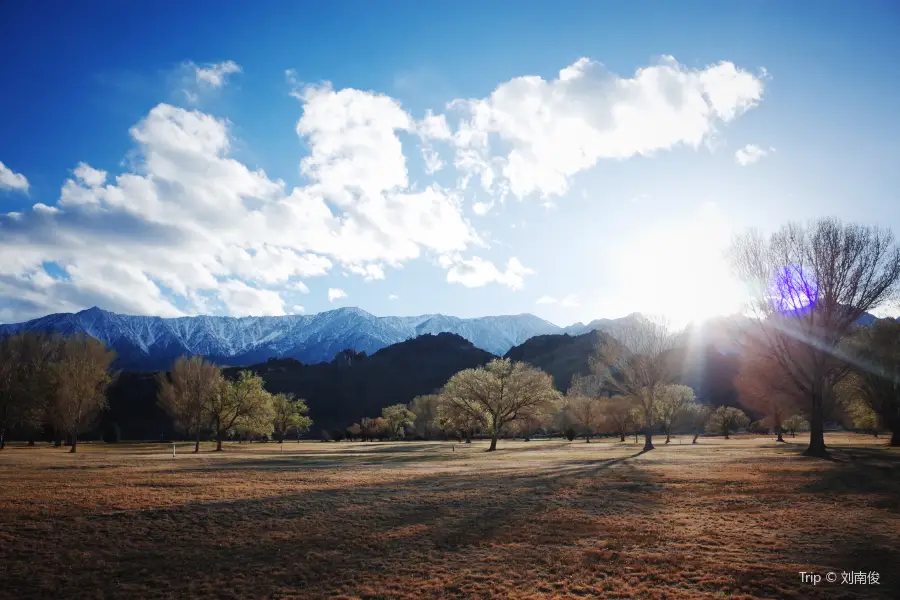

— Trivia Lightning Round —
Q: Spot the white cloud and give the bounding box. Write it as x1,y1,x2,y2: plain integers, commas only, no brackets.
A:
472,201,494,216
194,60,242,88
445,256,534,290
0,161,29,193
292,305,305,313
347,264,385,281
536,296,557,304
734,144,774,166
288,280,310,294
328,288,347,302
74,162,107,187
218,280,285,316
388,293,399,300
450,56,765,200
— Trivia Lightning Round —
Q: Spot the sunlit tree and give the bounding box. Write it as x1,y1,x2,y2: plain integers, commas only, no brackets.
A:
655,384,696,444
382,404,416,439
441,358,560,451
409,394,441,439
706,406,750,439
272,393,313,443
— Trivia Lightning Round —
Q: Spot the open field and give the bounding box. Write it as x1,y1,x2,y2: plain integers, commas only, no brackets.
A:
1,434,898,599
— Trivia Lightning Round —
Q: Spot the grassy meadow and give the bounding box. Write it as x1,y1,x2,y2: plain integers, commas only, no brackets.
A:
1,434,898,599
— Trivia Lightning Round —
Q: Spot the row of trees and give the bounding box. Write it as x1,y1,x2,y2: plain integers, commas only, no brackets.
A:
392,358,808,451
0,333,116,453
157,356,312,451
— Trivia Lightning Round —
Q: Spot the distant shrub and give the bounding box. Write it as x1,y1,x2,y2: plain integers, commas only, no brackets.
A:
564,427,577,442
330,429,345,441
749,420,770,435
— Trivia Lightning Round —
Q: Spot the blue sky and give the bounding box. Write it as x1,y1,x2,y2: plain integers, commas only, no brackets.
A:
1,1,899,326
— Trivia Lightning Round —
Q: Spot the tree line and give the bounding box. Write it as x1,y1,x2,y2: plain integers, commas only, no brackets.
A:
0,334,115,452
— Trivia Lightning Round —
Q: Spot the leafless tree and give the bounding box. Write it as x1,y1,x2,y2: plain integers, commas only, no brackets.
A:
592,316,678,450
157,356,221,453
441,358,560,451
734,338,803,442
728,218,900,456
566,394,603,442
49,335,116,453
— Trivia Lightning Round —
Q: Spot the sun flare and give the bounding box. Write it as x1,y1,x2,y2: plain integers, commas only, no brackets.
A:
618,207,745,328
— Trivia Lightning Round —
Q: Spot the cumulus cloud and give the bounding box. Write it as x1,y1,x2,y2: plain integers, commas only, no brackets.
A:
734,144,774,166
0,91,478,319
0,54,765,321
444,256,534,290
0,161,29,193
218,280,285,316
449,56,765,199
194,60,242,88
328,288,347,302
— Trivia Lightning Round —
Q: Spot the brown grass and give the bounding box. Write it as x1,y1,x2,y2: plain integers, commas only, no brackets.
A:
1,433,898,599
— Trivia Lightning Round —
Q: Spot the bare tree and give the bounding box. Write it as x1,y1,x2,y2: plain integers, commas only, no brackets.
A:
441,358,560,451
655,384,696,444
840,319,900,446
734,338,802,443
272,393,313,443
706,406,750,439
592,316,677,451
0,333,61,449
157,356,221,453
566,394,602,442
207,371,275,450
599,395,637,442
49,335,116,453
729,219,900,456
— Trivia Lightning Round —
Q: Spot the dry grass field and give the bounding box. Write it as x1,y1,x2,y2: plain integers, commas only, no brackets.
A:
1,434,898,600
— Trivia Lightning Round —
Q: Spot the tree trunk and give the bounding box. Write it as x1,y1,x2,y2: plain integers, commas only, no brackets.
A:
70,435,77,453
692,433,699,444
890,428,899,447
643,429,654,451
0,428,5,450
216,437,223,451
619,433,625,442
725,432,729,440
665,433,671,444
488,434,498,451
194,430,200,453
775,426,785,442
215,417,223,451
803,398,828,457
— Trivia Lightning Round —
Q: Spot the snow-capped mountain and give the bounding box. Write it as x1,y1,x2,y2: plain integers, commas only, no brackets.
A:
0,306,567,370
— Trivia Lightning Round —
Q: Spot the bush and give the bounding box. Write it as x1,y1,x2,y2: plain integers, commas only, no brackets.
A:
330,429,346,441
564,427,577,442
103,423,121,444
